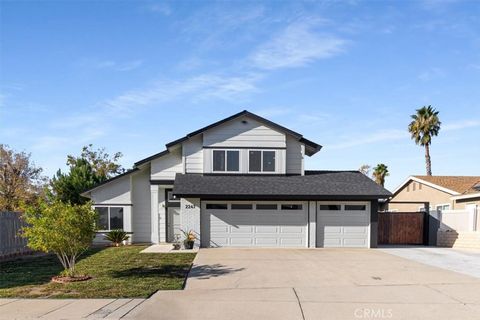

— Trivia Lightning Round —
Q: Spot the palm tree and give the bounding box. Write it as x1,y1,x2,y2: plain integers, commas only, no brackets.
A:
408,106,441,176
372,164,389,187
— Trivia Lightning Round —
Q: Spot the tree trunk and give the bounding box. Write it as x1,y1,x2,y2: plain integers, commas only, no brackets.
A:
425,144,432,176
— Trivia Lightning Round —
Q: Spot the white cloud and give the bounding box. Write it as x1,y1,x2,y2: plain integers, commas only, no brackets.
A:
104,73,261,112
146,3,172,16
329,129,408,150
417,67,445,81
250,19,347,70
78,59,143,72
443,119,480,131
95,59,143,71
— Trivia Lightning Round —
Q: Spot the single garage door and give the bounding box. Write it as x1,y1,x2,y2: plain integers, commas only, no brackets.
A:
202,201,308,248
317,202,370,248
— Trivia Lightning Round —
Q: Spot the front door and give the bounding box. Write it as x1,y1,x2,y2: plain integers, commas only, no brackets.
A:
166,189,181,242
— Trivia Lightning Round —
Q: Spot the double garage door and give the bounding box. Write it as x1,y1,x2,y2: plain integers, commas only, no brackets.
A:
201,201,370,248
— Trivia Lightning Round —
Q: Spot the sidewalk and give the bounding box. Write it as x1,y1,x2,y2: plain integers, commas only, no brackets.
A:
0,298,145,319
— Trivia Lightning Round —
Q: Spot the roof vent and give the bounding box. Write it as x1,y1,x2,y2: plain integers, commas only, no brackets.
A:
474,182,480,191
241,120,248,124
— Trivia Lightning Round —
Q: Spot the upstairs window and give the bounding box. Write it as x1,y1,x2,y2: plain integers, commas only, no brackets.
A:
249,150,276,172
213,150,239,172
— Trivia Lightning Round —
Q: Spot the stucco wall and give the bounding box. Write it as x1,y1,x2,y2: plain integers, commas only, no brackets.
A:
389,180,453,211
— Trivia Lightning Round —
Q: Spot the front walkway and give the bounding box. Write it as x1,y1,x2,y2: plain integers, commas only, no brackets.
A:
0,298,144,319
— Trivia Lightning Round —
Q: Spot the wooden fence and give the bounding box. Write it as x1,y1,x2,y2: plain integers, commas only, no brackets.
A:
0,211,31,258
378,212,425,245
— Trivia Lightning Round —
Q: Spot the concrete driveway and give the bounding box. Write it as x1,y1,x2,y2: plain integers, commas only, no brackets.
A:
380,246,480,279
128,248,480,320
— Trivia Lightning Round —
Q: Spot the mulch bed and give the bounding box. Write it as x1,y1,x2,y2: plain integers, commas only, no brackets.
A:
51,275,92,283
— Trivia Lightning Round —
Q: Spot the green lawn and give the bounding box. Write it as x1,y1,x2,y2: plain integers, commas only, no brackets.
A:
0,246,196,298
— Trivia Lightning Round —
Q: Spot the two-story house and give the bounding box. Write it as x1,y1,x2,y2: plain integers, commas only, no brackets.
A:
82,110,391,248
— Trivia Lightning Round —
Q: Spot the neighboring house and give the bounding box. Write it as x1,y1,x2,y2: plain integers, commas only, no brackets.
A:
389,175,480,212
82,110,391,248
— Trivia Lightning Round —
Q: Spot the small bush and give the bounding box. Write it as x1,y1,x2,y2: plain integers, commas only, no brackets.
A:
104,230,130,246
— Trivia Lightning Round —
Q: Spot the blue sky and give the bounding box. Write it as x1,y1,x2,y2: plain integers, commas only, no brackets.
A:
1,0,479,191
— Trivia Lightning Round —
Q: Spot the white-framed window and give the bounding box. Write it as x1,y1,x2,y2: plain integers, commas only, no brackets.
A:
248,150,276,172
212,150,240,172
94,206,124,231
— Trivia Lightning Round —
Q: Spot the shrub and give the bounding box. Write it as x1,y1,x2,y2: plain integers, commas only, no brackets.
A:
22,200,97,277
104,229,130,246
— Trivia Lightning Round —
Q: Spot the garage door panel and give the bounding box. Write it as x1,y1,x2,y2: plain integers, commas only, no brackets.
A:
317,202,370,248
255,238,278,246
343,226,368,234
343,239,368,246
255,226,278,233
280,238,304,246
280,226,305,234
230,238,255,246
230,226,254,233
204,201,307,248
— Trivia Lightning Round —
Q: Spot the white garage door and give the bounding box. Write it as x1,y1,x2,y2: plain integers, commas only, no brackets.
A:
202,201,308,247
317,202,370,248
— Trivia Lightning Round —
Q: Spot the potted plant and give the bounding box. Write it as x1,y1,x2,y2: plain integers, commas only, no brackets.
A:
181,229,196,249
172,234,181,250
104,229,131,247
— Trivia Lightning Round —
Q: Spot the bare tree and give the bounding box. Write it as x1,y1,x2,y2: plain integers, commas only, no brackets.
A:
359,164,371,176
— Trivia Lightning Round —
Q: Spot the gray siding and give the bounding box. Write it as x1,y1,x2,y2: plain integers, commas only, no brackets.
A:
151,148,183,180
203,116,286,148
132,168,152,243
90,175,131,204
183,135,203,174
286,135,304,175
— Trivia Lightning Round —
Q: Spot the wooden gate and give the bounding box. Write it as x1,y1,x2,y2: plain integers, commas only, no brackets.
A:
378,212,425,245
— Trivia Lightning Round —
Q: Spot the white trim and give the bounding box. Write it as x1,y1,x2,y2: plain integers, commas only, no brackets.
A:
247,149,278,174
211,149,241,173
435,203,451,211
392,176,461,196
451,192,480,200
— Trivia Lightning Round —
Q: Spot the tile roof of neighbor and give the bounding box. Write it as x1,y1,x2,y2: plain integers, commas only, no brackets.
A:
173,171,392,200
414,175,480,195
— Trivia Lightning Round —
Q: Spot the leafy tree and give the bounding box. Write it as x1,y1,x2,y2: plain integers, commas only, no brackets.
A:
359,164,371,176
372,164,389,187
22,200,97,277
408,106,441,176
67,144,123,180
50,145,123,205
50,159,101,205
0,144,46,211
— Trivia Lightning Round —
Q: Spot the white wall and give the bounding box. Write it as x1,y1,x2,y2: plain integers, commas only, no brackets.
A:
183,135,203,174
151,147,183,180
90,175,131,204
181,198,201,248
203,116,286,148
131,167,152,243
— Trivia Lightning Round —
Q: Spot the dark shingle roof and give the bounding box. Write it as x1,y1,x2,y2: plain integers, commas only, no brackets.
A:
173,171,391,200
